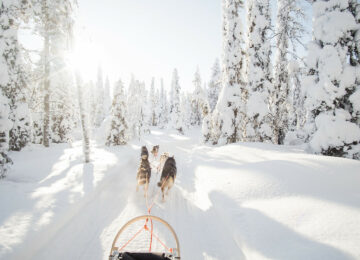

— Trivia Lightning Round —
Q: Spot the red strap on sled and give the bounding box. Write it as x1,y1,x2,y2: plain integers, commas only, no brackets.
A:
118,174,172,253
117,217,172,254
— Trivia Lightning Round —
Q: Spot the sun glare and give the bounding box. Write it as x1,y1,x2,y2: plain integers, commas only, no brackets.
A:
67,37,104,81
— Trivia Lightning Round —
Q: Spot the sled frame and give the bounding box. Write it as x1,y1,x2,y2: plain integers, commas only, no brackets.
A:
109,215,180,260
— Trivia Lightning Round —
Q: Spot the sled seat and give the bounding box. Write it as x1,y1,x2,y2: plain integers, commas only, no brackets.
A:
110,252,179,260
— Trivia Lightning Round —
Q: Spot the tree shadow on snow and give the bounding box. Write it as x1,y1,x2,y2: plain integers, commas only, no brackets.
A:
208,191,355,260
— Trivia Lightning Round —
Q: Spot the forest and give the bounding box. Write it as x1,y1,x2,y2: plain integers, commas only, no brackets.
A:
1,1,360,259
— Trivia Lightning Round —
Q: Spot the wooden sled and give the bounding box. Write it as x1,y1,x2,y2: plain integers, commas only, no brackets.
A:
109,215,180,260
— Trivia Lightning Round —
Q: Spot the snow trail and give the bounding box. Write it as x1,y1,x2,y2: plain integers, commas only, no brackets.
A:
1,129,360,259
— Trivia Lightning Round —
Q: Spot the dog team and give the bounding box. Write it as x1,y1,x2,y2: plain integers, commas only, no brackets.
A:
136,145,177,201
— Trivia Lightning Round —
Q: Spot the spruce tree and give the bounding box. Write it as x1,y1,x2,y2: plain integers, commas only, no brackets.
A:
104,76,111,116
244,0,272,143
0,93,12,178
180,92,192,130
95,65,105,127
285,60,307,145
169,69,184,134
75,71,90,163
212,0,246,145
32,0,75,147
272,0,305,144
127,76,150,139
208,58,221,112
50,71,75,143
158,79,169,128
106,79,129,146
190,67,204,126
149,77,157,126
303,0,360,159
201,99,212,143
0,0,31,151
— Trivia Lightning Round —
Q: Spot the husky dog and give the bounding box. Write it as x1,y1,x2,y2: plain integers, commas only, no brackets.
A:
136,146,151,196
151,145,160,158
141,146,149,160
157,156,177,201
157,152,169,173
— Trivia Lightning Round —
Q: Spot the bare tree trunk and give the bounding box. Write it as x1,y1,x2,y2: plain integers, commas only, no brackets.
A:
75,71,90,163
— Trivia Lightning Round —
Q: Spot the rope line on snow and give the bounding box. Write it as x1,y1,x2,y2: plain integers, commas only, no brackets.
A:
117,155,173,253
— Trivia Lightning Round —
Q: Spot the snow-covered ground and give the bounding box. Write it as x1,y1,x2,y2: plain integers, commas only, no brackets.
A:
1,129,360,260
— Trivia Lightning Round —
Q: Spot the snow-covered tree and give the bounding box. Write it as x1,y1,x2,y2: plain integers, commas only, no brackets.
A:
180,92,192,130
75,71,90,163
87,80,96,127
139,81,150,135
158,79,169,128
169,69,184,134
106,79,129,145
190,67,204,126
212,0,246,145
0,93,12,178
104,76,111,116
244,0,272,143
303,0,360,159
50,69,76,143
201,99,212,143
32,0,76,147
154,87,161,126
94,65,105,127
208,58,221,112
127,76,150,139
0,0,31,151
284,60,307,145
149,77,157,126
272,0,305,144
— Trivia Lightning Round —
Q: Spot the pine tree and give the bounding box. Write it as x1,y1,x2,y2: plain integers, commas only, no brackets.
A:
272,0,305,144
106,79,129,145
212,0,246,145
244,0,272,143
169,69,184,134
0,0,31,151
303,0,360,159
208,58,221,112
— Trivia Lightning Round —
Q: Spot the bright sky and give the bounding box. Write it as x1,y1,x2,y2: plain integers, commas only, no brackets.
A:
76,0,222,93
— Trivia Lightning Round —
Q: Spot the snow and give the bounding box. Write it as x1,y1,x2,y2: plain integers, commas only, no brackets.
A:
310,110,360,153
1,129,360,259
313,10,357,44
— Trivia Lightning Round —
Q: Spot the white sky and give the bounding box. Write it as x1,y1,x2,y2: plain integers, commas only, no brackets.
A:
76,0,222,93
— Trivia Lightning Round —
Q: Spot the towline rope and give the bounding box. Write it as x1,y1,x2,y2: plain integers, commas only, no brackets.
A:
117,155,172,253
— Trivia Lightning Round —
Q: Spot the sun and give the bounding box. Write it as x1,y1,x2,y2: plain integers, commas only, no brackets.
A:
66,36,104,81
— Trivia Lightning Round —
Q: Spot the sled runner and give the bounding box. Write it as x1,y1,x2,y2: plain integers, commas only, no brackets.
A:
109,215,180,260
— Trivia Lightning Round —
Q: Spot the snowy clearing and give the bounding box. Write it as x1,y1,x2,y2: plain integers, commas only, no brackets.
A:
1,129,360,260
